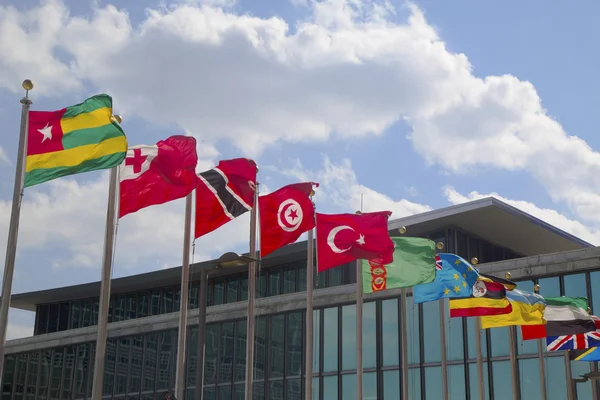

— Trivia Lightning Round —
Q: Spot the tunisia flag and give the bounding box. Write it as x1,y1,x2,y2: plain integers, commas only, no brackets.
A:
316,211,394,272
259,182,318,257
119,135,200,218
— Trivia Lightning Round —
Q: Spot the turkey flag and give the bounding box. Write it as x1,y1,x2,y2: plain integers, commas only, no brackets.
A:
316,211,394,272
259,182,318,257
119,135,200,218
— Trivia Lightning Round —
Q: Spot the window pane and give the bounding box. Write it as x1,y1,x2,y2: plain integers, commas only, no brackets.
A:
363,301,377,369
213,281,225,305
298,264,307,292
445,307,463,361
491,361,510,399
254,317,267,380
323,307,339,372
342,305,356,370
227,277,239,303
519,358,541,399
126,294,137,320
405,296,420,365
448,364,465,400
70,301,81,329
157,331,175,390
283,268,297,294
545,355,566,400
571,360,592,399
3,354,15,397
408,368,421,399
219,385,232,400
468,362,489,400
269,270,281,297
219,322,234,383
189,283,199,309
287,312,303,377
425,367,442,399
58,302,69,331
114,296,125,321
269,380,284,400
591,271,600,315
270,315,285,378
81,300,92,327
205,324,219,385
383,370,400,400
187,327,198,388
313,309,320,373
364,372,376,400
253,382,265,400
381,299,399,367
36,305,49,335
286,379,301,400
26,352,39,399
323,376,338,399
537,277,560,298
162,288,174,314
138,292,149,318
563,274,587,298
490,327,509,357
457,230,468,259
142,334,157,392
73,344,90,398
150,290,161,316
39,351,52,399
115,338,130,395
240,276,249,302
102,340,116,396
423,301,441,362
327,267,343,287
47,304,59,333
312,378,319,400
235,320,247,382
342,374,356,399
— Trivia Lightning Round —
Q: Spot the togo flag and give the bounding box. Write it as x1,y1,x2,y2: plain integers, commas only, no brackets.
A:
25,94,128,187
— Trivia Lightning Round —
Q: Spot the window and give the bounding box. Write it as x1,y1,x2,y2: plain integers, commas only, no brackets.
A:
341,305,356,370
227,277,239,303
322,307,338,372
70,301,81,329
270,315,285,378
286,312,303,377
219,322,235,383
381,299,399,367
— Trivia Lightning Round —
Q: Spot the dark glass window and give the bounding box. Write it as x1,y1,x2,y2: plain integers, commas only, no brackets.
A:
142,334,157,392
73,344,89,398
138,291,149,318
286,379,301,400
381,299,399,367
219,322,234,383
36,305,49,335
58,302,69,331
189,283,199,309
255,317,267,380
49,349,63,398
2,354,15,396
323,307,338,372
469,236,480,261
187,327,198,388
240,276,249,302
269,380,284,400
13,353,26,397
235,320,247,382
47,304,59,333
156,331,175,391
113,295,125,322
70,301,81,329
174,287,181,312
126,293,137,320
457,230,468,258
115,338,130,395
227,277,239,304
92,298,100,326
298,264,307,292
161,288,174,314
150,290,161,316
205,324,219,385
286,312,303,377
423,300,441,363
213,280,225,306
81,299,92,327
269,270,281,297
481,240,494,263
270,314,285,378
25,351,38,398
283,267,297,294
63,346,76,398
103,339,116,396
341,305,356,371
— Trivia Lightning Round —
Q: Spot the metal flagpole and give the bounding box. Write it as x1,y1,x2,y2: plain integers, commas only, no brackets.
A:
175,193,194,399
475,317,485,400
356,258,363,400
244,183,259,400
400,288,409,399
439,299,449,400
0,80,33,383
534,284,547,400
91,166,119,400
305,227,314,400
505,272,520,400
195,268,208,400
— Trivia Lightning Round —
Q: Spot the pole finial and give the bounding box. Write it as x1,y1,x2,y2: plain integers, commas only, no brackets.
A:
22,80,33,91
534,284,540,293
398,226,407,234
111,115,123,124
504,272,511,279
436,242,444,250
471,257,479,265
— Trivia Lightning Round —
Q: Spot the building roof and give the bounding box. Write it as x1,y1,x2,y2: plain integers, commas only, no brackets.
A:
9,197,592,311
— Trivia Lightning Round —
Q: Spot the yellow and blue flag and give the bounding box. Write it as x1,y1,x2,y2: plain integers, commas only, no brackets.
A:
413,253,479,304
571,347,600,361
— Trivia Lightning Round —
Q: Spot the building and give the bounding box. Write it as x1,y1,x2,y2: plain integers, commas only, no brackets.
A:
2,197,600,400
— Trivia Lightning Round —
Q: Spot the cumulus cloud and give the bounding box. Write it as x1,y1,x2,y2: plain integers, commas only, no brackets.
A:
274,156,432,218
444,187,600,246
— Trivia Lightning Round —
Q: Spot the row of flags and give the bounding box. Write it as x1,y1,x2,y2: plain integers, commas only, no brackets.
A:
25,94,600,363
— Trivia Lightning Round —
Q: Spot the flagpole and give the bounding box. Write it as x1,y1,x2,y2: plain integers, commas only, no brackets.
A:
439,299,449,400
534,284,547,400
90,166,119,400
305,227,314,400
245,182,259,400
0,80,33,383
505,273,520,400
175,192,193,399
400,288,409,400
355,257,363,400
475,317,485,400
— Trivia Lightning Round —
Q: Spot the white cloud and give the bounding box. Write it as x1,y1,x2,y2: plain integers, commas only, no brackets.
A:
1,0,600,246
275,156,431,218
444,187,600,246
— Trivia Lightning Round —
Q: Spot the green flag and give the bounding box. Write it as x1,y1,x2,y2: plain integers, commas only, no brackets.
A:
362,236,436,293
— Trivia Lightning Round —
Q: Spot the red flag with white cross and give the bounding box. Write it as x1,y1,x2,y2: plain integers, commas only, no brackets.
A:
119,135,200,218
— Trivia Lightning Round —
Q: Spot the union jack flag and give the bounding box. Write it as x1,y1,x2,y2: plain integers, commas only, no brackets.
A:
435,255,443,271
546,317,600,351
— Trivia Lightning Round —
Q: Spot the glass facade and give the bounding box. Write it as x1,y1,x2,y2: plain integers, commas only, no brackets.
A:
4,227,598,399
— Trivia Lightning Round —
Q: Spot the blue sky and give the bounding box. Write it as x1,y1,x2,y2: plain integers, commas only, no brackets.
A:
1,0,600,338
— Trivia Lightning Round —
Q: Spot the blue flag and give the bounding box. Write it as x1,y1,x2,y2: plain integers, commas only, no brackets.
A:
572,347,600,361
413,253,479,304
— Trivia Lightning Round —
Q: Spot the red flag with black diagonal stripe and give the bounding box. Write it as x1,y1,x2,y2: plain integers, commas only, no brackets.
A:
195,158,258,238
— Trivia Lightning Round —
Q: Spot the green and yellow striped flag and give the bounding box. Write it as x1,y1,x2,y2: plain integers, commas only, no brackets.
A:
25,94,128,187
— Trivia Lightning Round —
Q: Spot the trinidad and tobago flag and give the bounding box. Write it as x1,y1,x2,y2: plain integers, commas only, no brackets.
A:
195,158,257,238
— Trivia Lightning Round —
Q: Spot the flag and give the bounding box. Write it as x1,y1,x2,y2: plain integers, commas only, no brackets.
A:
195,158,257,238
259,182,318,257
119,135,200,218
449,279,512,317
480,289,546,329
479,273,517,291
571,347,600,361
547,316,600,351
361,237,436,293
521,296,596,340
316,211,393,272
25,94,128,187
412,253,478,304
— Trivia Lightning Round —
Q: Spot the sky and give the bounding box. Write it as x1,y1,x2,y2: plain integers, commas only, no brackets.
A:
1,0,600,340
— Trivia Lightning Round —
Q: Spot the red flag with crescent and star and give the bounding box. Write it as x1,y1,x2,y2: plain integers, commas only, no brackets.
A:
315,211,394,273
119,135,200,218
259,182,318,257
